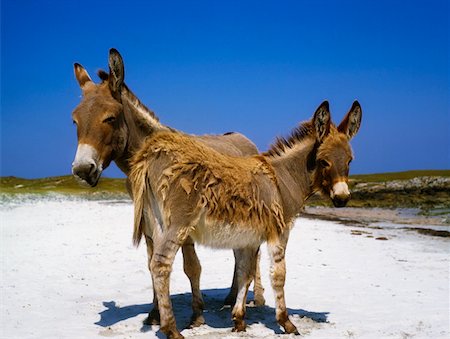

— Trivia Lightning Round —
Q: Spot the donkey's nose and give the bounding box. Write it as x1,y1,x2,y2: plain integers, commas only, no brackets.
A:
330,181,350,208
332,194,350,208
72,144,101,186
72,161,98,186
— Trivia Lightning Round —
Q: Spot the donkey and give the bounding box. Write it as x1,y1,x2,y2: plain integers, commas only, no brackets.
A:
129,100,362,338
71,49,265,327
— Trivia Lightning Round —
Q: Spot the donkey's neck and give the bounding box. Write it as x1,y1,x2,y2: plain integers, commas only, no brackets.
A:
115,87,170,175
268,137,317,223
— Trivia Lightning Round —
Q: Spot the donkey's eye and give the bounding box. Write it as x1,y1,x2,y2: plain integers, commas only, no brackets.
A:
103,116,116,124
348,159,353,166
319,159,331,168
72,120,77,126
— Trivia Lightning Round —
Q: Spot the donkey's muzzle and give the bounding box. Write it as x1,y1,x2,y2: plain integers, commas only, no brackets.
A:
332,195,350,208
331,181,350,208
72,144,102,187
72,162,100,187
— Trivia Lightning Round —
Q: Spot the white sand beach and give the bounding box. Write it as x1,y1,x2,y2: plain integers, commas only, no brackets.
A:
1,198,449,338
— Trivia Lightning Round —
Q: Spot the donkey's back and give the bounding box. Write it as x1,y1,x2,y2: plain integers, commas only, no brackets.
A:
130,131,285,248
197,132,258,157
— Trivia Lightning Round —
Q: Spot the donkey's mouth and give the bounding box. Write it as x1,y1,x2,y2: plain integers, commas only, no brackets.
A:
332,197,349,208
73,171,101,188
74,176,98,188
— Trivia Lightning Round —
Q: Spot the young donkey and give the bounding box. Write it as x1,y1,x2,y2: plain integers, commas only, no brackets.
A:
130,100,362,338
71,49,265,327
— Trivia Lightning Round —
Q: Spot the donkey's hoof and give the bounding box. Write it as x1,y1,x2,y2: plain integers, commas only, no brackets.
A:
188,314,205,328
253,295,266,307
162,326,184,339
143,309,160,325
232,320,246,332
283,319,300,335
143,317,159,326
167,332,184,339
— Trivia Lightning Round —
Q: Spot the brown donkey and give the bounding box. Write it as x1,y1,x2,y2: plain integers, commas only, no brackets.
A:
130,100,362,338
71,49,265,327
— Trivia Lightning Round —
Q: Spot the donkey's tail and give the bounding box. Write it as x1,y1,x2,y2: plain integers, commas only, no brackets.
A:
129,159,150,247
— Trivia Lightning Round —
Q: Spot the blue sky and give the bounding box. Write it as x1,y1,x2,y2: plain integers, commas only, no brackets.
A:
1,0,449,178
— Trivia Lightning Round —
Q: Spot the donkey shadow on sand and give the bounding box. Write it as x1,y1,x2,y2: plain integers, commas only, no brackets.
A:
96,288,329,336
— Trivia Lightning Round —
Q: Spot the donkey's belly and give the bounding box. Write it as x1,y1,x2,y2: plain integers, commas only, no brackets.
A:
190,217,265,249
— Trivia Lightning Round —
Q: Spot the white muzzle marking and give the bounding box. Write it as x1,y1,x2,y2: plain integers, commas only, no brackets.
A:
72,144,100,169
330,181,350,199
72,144,103,186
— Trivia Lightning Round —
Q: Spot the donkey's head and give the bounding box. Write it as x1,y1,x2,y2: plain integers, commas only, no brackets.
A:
71,49,127,186
311,100,362,207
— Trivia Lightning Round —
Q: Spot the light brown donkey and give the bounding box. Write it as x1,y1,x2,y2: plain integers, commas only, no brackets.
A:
71,49,265,327
130,100,362,338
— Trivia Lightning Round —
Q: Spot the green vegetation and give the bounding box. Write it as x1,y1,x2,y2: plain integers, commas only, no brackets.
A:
1,170,449,210
350,170,450,182
0,176,128,199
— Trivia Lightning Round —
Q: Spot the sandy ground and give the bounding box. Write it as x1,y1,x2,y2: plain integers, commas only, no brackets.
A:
1,198,449,338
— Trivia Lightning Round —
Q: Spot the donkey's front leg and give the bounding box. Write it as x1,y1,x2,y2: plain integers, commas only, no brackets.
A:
143,235,161,325
267,234,299,335
151,229,188,339
231,247,258,332
181,236,205,328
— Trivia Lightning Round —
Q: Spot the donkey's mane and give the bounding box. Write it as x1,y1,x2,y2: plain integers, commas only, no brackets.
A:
97,69,160,124
264,121,315,157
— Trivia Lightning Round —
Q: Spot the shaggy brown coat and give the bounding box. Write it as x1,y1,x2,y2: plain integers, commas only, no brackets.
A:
71,48,265,327
129,100,362,338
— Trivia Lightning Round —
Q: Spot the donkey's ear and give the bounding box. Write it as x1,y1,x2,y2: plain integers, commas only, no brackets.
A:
108,48,125,99
74,63,93,91
97,69,109,82
312,101,331,142
338,100,362,139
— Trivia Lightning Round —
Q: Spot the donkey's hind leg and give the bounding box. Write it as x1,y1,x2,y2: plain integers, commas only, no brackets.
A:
181,236,205,328
252,248,266,306
143,235,161,325
267,232,299,335
231,247,259,332
226,248,265,307
223,250,239,306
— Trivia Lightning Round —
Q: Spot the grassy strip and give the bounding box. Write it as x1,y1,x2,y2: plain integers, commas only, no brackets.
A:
0,176,128,196
350,169,450,182
2,170,449,193
1,170,449,209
